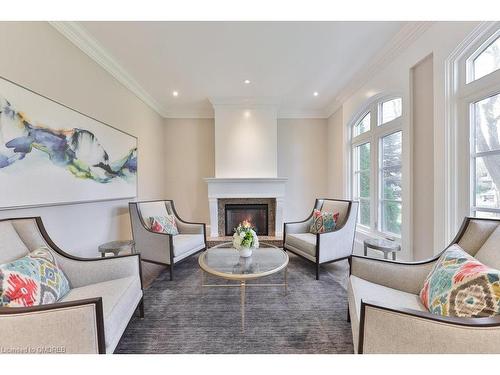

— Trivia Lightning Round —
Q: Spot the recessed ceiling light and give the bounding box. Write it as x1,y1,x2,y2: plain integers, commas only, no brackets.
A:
313,92,319,97
172,91,179,97
244,79,251,84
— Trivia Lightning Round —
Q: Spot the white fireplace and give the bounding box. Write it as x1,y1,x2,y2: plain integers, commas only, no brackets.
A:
205,97,287,238
205,177,287,238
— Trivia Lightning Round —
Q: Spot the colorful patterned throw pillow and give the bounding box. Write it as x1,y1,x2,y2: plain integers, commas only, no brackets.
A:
419,244,500,317
149,215,179,235
309,209,339,234
0,247,71,307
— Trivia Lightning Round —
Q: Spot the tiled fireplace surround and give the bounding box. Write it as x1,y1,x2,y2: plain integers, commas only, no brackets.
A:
205,178,287,238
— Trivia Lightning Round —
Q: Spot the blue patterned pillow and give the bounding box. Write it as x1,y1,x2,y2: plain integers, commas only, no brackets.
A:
149,215,179,235
310,209,339,234
0,247,71,307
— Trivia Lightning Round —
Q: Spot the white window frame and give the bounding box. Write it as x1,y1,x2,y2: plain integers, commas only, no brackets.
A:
350,95,404,240
447,22,500,229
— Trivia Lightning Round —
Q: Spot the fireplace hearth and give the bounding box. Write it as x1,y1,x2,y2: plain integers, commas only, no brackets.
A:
225,204,269,236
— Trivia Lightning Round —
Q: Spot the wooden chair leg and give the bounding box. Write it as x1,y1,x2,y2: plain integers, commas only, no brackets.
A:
316,263,320,280
170,264,174,281
138,298,145,319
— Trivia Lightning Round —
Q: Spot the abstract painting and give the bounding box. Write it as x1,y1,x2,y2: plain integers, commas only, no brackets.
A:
0,76,137,209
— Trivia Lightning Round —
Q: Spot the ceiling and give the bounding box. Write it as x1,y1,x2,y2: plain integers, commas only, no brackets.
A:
57,21,408,118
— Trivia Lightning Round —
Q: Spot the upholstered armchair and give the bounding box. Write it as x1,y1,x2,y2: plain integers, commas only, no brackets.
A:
349,217,500,354
283,198,358,280
129,200,207,281
0,217,143,354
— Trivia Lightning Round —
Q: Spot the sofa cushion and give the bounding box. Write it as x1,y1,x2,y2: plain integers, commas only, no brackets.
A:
61,275,142,353
310,209,338,234
149,215,179,235
0,221,29,264
172,234,205,257
285,233,317,257
420,244,500,317
474,226,500,270
0,247,70,307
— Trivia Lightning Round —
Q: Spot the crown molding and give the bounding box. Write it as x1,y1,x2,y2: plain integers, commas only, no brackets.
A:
324,21,435,117
49,21,167,117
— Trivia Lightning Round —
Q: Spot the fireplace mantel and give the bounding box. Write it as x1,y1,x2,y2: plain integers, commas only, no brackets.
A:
204,177,287,237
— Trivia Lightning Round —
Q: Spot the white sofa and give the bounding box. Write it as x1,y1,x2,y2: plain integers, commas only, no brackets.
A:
284,198,358,279
0,217,143,354
129,200,207,281
348,217,500,353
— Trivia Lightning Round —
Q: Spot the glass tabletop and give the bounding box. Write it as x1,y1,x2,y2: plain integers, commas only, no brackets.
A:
198,242,288,280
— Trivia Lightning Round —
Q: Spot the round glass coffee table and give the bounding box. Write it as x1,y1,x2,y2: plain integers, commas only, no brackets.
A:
198,242,289,331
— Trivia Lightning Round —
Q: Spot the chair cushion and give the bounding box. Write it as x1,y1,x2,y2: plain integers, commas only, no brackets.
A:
0,247,70,307
149,215,179,235
475,226,500,270
285,233,317,256
350,275,426,319
310,209,338,234
420,244,500,317
172,234,205,257
348,275,426,352
0,221,29,264
61,275,142,353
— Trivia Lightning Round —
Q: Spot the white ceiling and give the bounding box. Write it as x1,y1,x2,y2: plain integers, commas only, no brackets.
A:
64,21,408,118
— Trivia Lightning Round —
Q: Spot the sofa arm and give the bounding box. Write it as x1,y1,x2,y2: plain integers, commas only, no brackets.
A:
351,255,436,294
284,219,313,235
318,226,354,262
359,300,500,353
176,220,206,236
52,252,142,289
0,298,105,354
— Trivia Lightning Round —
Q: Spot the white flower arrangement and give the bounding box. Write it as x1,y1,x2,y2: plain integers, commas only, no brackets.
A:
232,220,260,250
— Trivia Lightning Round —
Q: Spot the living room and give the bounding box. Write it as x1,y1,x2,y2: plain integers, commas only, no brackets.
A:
1,0,500,371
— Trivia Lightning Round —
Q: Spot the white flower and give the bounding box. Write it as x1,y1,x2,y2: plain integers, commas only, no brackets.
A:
233,233,242,250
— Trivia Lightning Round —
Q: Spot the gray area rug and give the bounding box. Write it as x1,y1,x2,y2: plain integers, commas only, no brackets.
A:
115,253,354,354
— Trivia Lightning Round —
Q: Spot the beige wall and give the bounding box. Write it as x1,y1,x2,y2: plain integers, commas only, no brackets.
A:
278,118,329,221
214,106,277,178
0,22,165,257
328,22,479,259
411,54,434,260
164,118,215,223
163,117,329,226
327,108,345,199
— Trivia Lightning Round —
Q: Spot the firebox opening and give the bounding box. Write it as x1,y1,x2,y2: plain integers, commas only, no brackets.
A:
224,204,269,236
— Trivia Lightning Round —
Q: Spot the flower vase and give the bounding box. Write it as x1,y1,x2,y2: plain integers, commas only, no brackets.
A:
239,246,253,258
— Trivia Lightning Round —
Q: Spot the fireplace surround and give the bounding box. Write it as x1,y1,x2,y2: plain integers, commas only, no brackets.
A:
205,178,287,238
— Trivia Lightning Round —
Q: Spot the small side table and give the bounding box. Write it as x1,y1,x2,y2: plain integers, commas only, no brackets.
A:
363,238,401,260
98,240,135,258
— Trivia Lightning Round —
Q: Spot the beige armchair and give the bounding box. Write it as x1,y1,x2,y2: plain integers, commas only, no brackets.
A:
129,200,207,281
0,217,143,354
349,217,500,354
283,198,358,280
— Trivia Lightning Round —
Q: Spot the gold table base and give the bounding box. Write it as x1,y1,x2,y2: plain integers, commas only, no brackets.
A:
201,268,288,332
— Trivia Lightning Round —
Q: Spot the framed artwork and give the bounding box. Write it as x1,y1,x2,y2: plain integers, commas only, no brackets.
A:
0,76,138,209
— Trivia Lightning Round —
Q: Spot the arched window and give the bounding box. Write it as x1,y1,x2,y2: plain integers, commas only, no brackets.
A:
351,95,403,237
451,23,500,221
